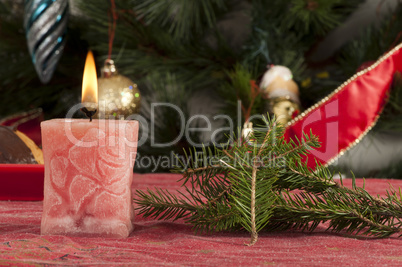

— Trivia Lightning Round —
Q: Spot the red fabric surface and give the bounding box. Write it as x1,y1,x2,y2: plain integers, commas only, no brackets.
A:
1,173,402,266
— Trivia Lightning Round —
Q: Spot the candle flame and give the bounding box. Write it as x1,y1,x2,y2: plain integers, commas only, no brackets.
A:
82,51,98,104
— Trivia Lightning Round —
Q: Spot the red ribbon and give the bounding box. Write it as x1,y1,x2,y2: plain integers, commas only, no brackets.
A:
284,43,402,170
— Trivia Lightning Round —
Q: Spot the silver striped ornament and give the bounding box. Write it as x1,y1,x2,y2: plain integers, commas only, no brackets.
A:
24,0,69,83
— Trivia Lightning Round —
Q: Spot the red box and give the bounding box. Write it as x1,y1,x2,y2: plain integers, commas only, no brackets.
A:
0,164,44,201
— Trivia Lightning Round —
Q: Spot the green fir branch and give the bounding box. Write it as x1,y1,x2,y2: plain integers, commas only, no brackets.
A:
270,183,402,237
135,116,402,245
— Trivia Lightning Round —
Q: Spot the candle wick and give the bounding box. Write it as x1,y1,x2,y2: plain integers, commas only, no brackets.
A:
80,107,97,122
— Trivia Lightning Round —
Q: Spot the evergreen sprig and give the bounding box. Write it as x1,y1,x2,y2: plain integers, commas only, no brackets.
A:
270,178,402,237
135,117,402,245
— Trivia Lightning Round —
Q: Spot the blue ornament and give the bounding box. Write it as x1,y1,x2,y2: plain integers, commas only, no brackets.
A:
24,0,69,83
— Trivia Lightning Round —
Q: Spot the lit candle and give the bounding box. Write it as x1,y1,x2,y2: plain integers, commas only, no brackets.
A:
40,52,139,238
81,51,98,121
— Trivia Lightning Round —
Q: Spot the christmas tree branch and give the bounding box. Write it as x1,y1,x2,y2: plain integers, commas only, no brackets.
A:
287,162,402,219
135,116,402,245
270,188,402,237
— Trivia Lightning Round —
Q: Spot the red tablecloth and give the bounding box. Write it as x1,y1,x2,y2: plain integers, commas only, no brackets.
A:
1,174,402,266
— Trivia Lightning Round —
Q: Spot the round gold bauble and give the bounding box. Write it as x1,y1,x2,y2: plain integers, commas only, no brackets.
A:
269,97,299,125
97,60,141,119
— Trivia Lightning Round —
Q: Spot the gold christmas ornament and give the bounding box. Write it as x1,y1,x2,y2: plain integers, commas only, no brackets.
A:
259,66,300,125
97,59,141,119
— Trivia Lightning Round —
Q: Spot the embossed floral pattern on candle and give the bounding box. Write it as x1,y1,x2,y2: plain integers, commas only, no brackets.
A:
41,119,138,238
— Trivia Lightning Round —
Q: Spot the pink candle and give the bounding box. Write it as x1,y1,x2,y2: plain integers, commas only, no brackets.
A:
41,119,138,238
41,51,139,238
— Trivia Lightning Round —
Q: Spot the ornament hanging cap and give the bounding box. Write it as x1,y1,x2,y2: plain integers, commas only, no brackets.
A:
101,59,118,78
